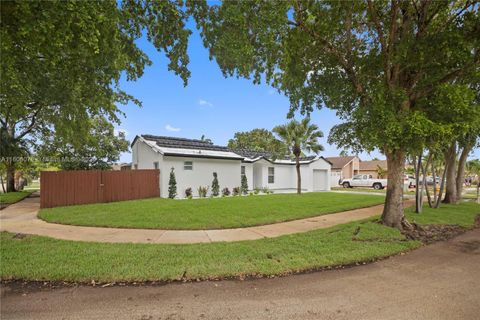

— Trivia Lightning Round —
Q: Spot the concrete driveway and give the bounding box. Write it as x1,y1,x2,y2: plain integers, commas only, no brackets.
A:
1,228,479,320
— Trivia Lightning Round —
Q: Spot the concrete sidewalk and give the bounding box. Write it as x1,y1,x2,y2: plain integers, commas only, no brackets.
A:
0,196,412,244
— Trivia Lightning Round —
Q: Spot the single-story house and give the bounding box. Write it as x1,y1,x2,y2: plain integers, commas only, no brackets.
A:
131,134,332,198
325,156,360,184
359,160,388,179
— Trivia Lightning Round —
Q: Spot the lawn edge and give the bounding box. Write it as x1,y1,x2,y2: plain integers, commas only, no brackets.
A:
37,200,386,231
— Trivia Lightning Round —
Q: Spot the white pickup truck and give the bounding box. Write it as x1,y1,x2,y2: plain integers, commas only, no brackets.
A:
340,174,388,190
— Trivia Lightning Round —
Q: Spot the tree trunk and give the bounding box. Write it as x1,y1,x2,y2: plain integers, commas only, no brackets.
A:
432,157,437,204
456,144,472,202
424,153,433,208
6,162,16,193
414,154,422,213
296,157,301,194
477,182,480,204
435,162,448,208
443,142,457,204
381,149,407,229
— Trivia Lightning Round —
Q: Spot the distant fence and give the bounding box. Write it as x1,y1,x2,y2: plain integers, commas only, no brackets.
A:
40,170,160,208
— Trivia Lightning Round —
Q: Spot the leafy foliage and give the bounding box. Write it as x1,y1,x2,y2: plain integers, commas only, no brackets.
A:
211,172,220,196
197,186,209,198
227,129,286,155
37,117,129,170
241,174,248,194
190,0,479,226
1,0,192,190
168,168,177,199
273,118,324,159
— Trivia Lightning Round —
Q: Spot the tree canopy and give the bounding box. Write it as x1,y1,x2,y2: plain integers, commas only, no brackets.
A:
37,117,129,170
1,0,192,190
191,0,480,228
227,128,286,155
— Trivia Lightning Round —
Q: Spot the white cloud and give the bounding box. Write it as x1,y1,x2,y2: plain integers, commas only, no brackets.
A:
165,124,181,132
198,99,213,107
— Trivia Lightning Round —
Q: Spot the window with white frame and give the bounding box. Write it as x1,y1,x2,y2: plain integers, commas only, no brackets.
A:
268,167,274,184
134,164,138,170
241,166,246,177
153,161,159,170
184,161,193,170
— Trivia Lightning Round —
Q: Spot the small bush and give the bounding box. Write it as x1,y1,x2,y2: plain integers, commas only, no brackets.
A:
241,175,248,195
222,187,231,196
197,186,209,198
232,187,240,196
254,188,260,195
261,187,270,194
185,187,192,198
168,167,177,199
211,172,220,196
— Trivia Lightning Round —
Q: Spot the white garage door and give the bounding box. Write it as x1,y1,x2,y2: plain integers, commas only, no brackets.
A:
313,169,328,191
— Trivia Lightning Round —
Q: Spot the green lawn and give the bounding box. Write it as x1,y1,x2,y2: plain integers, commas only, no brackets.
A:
0,191,33,205
2,202,478,283
39,192,385,230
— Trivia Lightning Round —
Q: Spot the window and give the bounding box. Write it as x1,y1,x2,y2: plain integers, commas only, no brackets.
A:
241,166,246,176
184,161,193,170
353,175,361,180
134,164,138,170
153,162,159,170
268,167,274,184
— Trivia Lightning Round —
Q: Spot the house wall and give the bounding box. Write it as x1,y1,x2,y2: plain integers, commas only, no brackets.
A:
160,156,242,198
306,158,331,191
241,163,254,191
342,157,360,179
133,139,331,197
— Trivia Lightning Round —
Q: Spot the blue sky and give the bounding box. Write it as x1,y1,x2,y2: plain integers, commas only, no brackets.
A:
116,26,479,163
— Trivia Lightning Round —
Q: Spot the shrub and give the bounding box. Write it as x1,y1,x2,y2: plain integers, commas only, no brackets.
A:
168,167,177,199
197,186,209,198
232,187,240,196
222,187,231,196
211,172,220,196
254,188,260,195
185,187,192,198
261,187,270,194
241,174,248,195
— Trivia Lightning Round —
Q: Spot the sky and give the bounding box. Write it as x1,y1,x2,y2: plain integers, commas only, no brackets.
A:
116,24,479,164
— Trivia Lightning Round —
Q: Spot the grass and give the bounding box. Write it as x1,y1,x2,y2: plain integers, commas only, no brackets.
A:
38,192,385,230
1,202,478,283
23,181,40,191
0,191,33,205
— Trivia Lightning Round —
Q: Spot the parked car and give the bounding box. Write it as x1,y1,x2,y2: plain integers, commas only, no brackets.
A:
341,174,388,190
405,175,416,188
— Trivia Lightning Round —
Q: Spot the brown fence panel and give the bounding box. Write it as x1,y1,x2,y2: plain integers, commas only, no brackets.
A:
40,170,160,208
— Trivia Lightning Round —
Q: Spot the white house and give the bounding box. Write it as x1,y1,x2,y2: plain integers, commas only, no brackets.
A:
131,134,332,198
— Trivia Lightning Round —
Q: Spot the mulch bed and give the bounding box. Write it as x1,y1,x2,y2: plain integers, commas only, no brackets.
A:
401,215,480,244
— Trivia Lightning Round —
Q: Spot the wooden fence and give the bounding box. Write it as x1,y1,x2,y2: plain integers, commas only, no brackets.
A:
40,170,160,208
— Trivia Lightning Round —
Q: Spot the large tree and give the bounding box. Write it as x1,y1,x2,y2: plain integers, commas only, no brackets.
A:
37,117,129,170
190,0,479,229
1,0,191,191
273,118,324,194
227,128,286,155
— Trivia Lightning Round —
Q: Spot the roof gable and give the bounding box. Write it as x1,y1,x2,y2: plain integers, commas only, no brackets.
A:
359,160,388,171
325,156,357,169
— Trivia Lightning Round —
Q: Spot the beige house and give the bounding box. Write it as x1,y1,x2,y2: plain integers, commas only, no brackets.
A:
359,160,388,179
325,156,360,185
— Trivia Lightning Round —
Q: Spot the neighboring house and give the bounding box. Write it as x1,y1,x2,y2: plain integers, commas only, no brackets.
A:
325,156,360,185
359,160,388,179
131,134,332,198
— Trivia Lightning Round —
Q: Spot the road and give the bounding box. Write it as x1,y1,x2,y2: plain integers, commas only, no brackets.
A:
1,229,479,320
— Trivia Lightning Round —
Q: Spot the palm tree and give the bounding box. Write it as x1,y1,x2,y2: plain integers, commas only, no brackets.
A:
273,118,324,194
